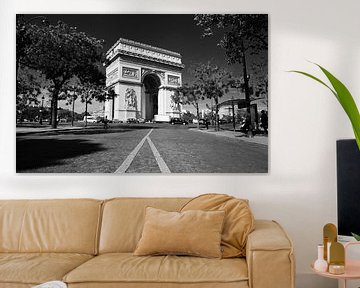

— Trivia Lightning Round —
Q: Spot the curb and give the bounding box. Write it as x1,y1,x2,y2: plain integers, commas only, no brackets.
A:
190,128,268,146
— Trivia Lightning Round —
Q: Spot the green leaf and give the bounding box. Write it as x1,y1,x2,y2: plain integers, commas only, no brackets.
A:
288,70,338,100
316,64,360,150
351,232,360,241
289,64,360,150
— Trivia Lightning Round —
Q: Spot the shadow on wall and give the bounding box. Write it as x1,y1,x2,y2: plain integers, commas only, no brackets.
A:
16,138,106,172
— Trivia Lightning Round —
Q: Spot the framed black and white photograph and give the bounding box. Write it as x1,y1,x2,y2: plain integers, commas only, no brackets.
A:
16,14,268,173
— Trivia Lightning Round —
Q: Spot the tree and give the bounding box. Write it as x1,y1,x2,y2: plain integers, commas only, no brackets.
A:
193,62,233,131
174,83,203,129
17,17,104,128
251,61,268,103
182,111,196,123
16,67,45,122
194,14,268,109
106,89,118,120
77,67,106,127
59,84,81,126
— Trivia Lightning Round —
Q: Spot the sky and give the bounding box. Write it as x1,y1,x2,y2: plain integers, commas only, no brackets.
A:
24,14,267,114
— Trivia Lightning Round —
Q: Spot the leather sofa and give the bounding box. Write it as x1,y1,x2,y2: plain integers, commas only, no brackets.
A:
0,198,295,288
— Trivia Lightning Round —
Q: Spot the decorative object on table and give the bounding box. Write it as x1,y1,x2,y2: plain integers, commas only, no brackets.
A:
314,244,328,272
290,63,360,150
32,281,67,288
312,227,360,288
323,223,337,262
329,242,345,275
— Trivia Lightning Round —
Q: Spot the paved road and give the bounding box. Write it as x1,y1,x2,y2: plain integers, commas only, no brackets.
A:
16,125,268,173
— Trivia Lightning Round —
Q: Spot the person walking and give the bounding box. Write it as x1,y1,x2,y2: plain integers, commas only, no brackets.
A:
103,116,109,129
260,110,268,135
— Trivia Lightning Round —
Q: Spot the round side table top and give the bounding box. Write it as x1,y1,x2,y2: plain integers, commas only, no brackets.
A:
311,261,360,280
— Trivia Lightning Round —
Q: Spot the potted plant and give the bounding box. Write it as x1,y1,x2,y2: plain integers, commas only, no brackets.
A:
291,64,360,241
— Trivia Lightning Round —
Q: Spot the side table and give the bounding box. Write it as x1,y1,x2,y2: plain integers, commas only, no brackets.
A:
311,242,360,288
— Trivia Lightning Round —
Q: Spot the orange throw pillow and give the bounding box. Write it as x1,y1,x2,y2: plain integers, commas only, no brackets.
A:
181,194,254,258
134,207,225,258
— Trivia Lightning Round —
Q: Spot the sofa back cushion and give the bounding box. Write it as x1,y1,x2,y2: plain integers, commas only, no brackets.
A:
0,199,102,254
99,198,189,253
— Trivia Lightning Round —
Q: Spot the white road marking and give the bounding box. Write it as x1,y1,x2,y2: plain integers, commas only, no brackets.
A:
114,129,153,173
146,136,171,173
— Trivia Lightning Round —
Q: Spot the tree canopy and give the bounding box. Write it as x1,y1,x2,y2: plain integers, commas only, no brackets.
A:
174,83,203,122
16,16,105,128
193,62,233,130
194,14,268,108
194,14,267,64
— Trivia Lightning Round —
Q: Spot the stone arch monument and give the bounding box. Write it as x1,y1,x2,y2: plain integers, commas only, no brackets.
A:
105,38,184,122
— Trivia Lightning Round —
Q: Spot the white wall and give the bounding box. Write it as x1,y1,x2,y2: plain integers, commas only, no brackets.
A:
1,1,359,287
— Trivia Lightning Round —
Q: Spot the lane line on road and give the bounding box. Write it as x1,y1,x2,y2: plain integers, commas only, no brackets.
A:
114,129,153,173
146,136,171,173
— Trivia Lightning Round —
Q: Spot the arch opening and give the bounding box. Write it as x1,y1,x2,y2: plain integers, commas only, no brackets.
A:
143,73,161,121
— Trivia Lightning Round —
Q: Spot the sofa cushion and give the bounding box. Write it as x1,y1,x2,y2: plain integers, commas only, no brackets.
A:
63,253,248,285
0,199,103,254
181,194,254,258
99,198,190,253
134,207,225,258
0,253,93,285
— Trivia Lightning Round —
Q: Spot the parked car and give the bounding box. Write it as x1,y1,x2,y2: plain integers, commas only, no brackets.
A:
170,118,188,125
198,119,210,126
126,118,139,124
219,119,228,125
83,116,97,123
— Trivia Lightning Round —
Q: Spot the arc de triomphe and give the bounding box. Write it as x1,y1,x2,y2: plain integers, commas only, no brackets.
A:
105,38,184,122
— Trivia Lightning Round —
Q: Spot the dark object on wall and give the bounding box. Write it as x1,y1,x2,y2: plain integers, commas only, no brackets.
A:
337,139,360,237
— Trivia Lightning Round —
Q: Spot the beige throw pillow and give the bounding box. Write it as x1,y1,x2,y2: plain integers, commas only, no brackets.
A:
134,207,225,258
181,194,255,258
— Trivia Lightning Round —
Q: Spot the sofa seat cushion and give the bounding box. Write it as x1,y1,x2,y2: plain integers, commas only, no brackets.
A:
64,253,248,286
0,253,93,285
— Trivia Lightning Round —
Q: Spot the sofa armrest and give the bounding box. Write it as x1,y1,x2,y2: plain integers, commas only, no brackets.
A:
246,220,295,288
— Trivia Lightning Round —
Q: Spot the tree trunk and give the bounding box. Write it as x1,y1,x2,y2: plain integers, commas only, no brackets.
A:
51,90,59,129
49,99,53,125
211,99,214,126
71,98,75,127
85,100,88,127
196,103,200,129
215,98,219,131
241,40,251,108
111,95,115,120
232,99,236,131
